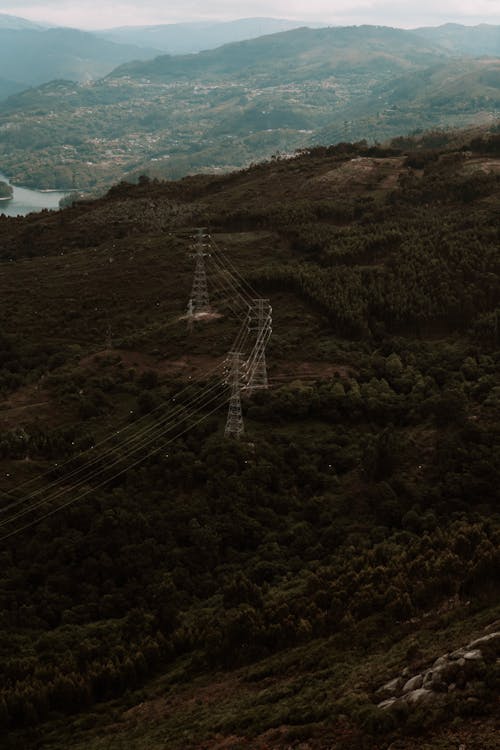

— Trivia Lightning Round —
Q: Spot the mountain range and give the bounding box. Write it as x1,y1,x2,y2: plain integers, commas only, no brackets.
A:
0,23,498,191
97,17,322,54
0,27,161,92
0,15,320,98
0,14,499,101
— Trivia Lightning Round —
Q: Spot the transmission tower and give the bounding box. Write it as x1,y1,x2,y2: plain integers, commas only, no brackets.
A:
188,227,210,316
224,351,245,439
245,299,272,395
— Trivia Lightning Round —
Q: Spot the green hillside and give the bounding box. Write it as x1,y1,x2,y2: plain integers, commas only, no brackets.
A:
0,24,478,191
110,25,446,82
414,23,500,57
316,58,500,143
0,131,499,749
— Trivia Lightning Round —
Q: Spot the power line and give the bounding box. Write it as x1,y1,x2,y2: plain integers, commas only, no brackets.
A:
0,392,229,543
0,379,227,529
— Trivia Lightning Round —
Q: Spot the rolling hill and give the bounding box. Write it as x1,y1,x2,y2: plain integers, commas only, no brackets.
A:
315,57,500,144
0,25,161,95
415,22,500,57
0,27,468,189
0,12,45,30
98,17,323,54
3,24,493,191
109,25,447,82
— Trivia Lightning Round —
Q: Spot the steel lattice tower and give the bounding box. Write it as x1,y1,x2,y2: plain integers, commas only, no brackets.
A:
246,299,272,394
188,228,210,316
224,351,245,439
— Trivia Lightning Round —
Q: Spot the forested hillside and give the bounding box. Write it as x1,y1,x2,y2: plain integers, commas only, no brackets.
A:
2,25,498,191
0,132,499,749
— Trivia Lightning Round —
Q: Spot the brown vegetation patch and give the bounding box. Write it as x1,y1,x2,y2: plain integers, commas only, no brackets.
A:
312,157,406,192
0,382,53,430
461,156,500,175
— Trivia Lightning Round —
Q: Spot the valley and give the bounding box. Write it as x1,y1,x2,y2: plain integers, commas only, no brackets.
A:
0,25,499,191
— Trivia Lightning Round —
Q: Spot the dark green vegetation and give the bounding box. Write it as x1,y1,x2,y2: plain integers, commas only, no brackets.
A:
1,25,499,190
0,132,499,748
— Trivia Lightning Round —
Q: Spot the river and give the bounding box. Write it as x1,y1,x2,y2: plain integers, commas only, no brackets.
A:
0,173,70,217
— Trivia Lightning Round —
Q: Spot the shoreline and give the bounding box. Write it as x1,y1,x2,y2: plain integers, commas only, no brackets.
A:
0,172,72,194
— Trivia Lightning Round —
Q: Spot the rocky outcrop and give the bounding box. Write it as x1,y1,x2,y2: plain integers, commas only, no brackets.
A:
374,630,500,711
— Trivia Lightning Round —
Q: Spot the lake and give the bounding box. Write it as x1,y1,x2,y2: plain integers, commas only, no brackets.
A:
0,173,69,217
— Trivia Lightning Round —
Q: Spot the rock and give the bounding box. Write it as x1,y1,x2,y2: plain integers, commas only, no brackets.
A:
433,655,448,668
375,676,403,700
463,649,483,661
422,670,434,687
437,660,460,683
485,620,500,633
448,682,456,692
401,667,410,677
467,632,500,651
378,697,398,710
422,670,446,692
450,648,466,660
402,673,423,693
404,687,433,705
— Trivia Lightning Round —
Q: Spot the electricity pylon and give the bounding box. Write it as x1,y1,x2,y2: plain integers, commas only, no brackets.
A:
245,299,272,395
224,351,245,439
188,227,210,318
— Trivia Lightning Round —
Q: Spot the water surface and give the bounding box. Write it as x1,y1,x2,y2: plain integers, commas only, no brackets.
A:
0,173,69,217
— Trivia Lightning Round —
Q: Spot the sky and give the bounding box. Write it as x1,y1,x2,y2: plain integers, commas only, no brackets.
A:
2,0,500,30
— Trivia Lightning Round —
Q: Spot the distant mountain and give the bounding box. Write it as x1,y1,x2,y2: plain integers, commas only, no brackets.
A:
0,76,28,101
0,12,46,30
110,25,447,83
98,17,325,54
0,27,161,91
414,23,500,57
1,24,496,191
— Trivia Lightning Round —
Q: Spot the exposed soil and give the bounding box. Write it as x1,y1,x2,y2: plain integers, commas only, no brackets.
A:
80,349,355,383
0,382,53,430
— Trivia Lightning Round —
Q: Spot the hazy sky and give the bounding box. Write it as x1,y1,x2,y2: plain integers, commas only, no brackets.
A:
3,0,500,30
